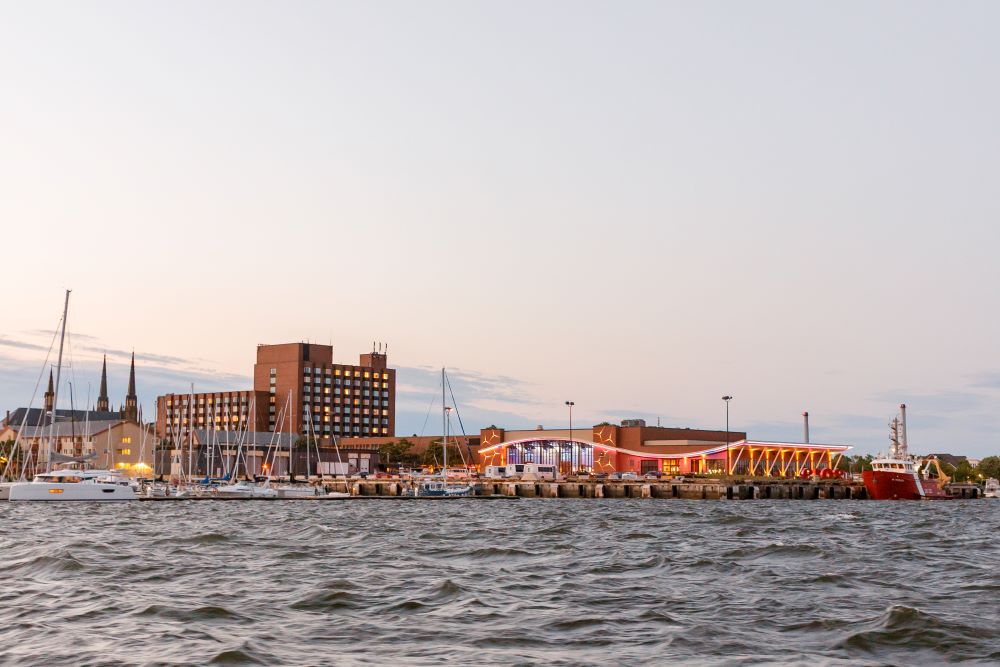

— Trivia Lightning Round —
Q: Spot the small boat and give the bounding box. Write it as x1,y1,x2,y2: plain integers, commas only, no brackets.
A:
8,469,136,502
273,483,331,498
984,478,1000,499
410,479,473,497
410,369,475,498
214,480,277,499
862,405,950,501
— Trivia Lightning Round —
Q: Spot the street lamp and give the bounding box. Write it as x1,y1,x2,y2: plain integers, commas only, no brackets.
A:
565,401,574,472
722,396,733,475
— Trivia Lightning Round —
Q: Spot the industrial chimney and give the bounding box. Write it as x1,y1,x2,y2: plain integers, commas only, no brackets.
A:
899,403,908,454
803,411,810,444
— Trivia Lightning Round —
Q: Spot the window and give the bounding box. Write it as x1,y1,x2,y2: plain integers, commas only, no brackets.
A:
118,448,132,456
121,436,132,444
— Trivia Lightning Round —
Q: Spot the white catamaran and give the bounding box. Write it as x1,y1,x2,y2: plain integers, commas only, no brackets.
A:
8,291,137,502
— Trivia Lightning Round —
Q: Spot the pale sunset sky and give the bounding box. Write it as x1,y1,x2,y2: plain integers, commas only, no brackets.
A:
1,1,999,455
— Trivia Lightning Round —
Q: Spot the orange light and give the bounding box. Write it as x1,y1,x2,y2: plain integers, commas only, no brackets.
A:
49,488,64,494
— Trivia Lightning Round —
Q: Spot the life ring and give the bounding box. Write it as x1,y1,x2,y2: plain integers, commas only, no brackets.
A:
832,469,845,479
820,468,834,479
800,468,812,479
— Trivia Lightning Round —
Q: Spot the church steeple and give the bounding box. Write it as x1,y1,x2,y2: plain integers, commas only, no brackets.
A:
123,351,138,423
97,354,110,412
44,368,55,413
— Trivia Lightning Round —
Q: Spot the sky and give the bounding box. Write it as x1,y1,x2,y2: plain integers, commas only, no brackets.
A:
1,1,999,456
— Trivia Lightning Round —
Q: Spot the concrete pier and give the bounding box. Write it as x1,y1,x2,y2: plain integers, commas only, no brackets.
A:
342,478,871,500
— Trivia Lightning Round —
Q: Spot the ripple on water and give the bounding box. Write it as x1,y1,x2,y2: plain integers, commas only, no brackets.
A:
0,499,998,666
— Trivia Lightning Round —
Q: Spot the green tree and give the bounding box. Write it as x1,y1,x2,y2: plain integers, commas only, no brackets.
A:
978,456,1000,480
379,438,418,469
952,459,975,483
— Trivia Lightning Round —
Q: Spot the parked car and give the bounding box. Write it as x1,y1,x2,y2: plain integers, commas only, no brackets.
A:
643,471,662,480
621,471,638,480
594,472,609,480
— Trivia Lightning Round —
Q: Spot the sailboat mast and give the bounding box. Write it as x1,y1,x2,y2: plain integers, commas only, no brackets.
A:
442,368,447,476
187,383,194,483
46,289,71,473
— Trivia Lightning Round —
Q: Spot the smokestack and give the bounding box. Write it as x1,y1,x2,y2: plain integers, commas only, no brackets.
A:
802,411,810,444
899,403,908,451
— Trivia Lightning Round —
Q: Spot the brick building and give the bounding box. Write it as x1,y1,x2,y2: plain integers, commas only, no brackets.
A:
156,342,396,442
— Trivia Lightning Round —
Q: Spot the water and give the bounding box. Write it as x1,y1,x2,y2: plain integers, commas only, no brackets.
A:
1,499,998,666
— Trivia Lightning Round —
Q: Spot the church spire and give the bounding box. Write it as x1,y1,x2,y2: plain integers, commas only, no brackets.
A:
127,351,136,397
97,354,110,412
44,368,55,413
123,351,138,423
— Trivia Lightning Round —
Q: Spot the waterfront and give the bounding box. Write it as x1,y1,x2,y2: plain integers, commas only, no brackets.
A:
1,500,998,666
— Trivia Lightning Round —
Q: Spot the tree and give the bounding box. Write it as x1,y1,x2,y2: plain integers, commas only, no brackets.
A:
379,439,418,469
0,438,22,476
978,456,1000,480
952,459,975,483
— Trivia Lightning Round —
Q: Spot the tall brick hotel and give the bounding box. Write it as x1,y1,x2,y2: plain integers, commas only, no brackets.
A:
155,343,395,442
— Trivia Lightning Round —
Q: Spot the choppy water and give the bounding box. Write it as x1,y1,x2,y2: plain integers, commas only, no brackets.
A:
1,499,998,666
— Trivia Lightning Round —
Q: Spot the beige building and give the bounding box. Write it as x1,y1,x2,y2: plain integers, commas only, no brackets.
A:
0,419,157,478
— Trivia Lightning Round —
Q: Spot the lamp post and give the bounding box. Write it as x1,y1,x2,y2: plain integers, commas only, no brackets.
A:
565,401,574,472
722,396,733,475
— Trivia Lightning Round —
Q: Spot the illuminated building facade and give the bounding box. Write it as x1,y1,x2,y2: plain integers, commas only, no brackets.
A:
478,421,850,476
156,342,396,442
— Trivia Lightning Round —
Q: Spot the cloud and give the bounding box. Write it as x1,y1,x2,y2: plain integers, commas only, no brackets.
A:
397,365,539,407
0,337,51,353
870,390,987,413
393,365,543,436
971,371,1000,390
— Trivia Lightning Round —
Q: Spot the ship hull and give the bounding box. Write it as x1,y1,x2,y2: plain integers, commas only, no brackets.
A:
862,470,950,500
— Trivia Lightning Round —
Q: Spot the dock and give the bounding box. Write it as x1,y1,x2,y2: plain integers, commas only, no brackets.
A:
138,478,884,500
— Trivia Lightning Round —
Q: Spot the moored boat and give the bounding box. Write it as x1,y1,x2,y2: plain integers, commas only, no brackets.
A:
862,404,950,501
8,469,136,501
214,480,277,498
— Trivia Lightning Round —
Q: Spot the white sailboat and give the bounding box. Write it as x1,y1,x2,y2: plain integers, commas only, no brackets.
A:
411,369,474,497
8,291,137,502
273,408,330,498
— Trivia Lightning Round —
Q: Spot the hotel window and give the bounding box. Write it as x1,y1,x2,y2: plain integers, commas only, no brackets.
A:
118,448,132,456
382,373,389,380
121,437,132,444
364,372,370,378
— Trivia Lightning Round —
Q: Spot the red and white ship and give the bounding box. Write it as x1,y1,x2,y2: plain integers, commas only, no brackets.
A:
862,404,950,501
